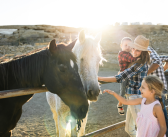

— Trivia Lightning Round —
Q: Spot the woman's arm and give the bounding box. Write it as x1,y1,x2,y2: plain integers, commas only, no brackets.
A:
103,89,142,105
98,62,147,84
147,63,160,75
154,104,167,137
98,76,117,83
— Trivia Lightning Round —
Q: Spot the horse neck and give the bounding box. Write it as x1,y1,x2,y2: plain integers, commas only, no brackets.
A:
0,49,49,90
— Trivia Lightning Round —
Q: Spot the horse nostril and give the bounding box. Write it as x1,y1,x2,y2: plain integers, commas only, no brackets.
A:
88,90,93,96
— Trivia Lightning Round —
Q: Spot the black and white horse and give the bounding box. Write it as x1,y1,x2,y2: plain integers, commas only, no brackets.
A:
46,30,105,137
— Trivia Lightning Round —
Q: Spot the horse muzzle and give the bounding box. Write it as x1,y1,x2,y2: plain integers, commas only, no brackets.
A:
70,104,88,120
87,88,100,101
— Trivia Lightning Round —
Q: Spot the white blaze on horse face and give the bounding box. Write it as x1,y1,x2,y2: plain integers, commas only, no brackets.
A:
70,59,74,68
79,53,100,85
72,35,103,101
80,49,101,101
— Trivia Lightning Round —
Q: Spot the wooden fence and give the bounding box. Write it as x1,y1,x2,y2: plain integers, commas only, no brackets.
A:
82,120,126,137
0,87,48,99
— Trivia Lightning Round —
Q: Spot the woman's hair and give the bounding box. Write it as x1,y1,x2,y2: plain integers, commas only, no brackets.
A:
128,51,150,68
144,75,164,108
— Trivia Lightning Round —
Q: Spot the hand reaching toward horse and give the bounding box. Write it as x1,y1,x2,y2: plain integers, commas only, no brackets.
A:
103,89,115,95
98,76,117,83
103,89,142,106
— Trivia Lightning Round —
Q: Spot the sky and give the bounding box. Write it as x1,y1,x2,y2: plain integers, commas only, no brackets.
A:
1,0,168,28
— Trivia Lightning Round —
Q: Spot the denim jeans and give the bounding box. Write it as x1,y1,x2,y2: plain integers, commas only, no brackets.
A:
120,79,128,97
125,94,142,137
161,94,168,137
155,93,168,137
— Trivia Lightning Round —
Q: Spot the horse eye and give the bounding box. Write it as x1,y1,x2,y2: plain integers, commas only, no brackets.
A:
59,64,67,72
81,58,84,61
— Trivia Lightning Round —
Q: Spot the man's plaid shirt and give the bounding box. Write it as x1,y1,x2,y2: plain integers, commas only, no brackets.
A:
115,63,148,95
118,51,137,71
148,47,168,93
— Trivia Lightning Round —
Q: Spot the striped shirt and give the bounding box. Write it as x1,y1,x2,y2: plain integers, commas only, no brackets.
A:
148,47,168,93
115,63,148,94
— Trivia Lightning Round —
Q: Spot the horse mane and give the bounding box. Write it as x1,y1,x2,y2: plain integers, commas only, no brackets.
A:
0,46,48,64
0,44,76,89
75,35,105,65
0,46,50,89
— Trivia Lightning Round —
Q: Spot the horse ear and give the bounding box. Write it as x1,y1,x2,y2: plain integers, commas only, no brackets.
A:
94,33,102,43
49,39,57,54
66,39,77,51
79,30,85,44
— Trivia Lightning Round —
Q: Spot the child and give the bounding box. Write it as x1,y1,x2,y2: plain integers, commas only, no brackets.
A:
103,75,166,137
117,37,137,115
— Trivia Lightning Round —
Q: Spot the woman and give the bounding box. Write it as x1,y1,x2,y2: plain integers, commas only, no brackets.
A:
98,35,150,137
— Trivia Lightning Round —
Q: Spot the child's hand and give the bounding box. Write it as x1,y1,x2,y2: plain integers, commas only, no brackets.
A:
118,71,121,75
103,89,115,95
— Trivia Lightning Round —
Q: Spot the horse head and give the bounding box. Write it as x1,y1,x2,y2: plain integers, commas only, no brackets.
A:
44,39,88,120
72,30,105,101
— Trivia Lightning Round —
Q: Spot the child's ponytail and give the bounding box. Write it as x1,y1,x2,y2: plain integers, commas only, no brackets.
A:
158,96,164,109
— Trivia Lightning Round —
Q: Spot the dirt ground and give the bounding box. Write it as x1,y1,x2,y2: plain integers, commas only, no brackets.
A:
11,70,134,137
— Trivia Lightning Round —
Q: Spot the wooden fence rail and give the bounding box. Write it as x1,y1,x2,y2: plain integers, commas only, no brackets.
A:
0,87,48,99
82,120,126,137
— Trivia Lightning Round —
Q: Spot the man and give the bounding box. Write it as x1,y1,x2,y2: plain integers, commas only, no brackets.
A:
147,46,168,136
